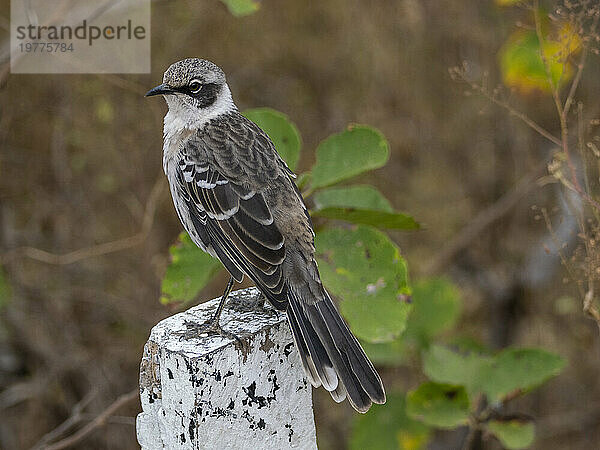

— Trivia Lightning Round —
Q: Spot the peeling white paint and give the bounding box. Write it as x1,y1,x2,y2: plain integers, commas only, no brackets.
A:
136,287,317,450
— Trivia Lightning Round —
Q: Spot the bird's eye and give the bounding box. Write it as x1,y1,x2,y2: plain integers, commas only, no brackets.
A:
189,80,202,94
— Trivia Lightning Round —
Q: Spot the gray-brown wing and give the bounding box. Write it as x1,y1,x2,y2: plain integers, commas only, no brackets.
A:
175,115,291,308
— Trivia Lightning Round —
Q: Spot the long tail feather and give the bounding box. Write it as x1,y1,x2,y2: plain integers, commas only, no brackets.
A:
286,289,386,413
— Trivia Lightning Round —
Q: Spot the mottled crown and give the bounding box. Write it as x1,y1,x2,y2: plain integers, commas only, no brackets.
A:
163,58,226,87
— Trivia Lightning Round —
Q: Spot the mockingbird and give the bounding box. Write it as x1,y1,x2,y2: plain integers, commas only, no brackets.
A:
146,58,385,413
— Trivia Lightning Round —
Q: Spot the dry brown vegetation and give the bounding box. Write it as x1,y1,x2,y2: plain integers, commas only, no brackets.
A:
1,0,600,448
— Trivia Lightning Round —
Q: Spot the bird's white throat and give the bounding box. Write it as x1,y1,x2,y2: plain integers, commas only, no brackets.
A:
162,84,236,171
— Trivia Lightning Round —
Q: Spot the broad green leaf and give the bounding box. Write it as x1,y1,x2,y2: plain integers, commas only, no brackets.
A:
315,225,411,342
499,25,580,94
404,278,462,346
314,185,393,212
362,278,461,365
447,336,492,355
360,337,408,367
220,0,259,17
350,393,430,450
160,233,223,304
312,208,418,230
310,125,389,189
406,383,470,429
488,420,535,450
481,348,566,401
313,185,418,231
423,345,492,397
243,108,301,170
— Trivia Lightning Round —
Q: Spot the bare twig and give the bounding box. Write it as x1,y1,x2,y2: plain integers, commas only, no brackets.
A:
424,160,547,275
1,175,165,265
564,10,599,117
534,2,579,187
32,390,98,450
41,388,138,450
487,91,562,147
540,207,585,297
450,67,562,147
533,2,600,212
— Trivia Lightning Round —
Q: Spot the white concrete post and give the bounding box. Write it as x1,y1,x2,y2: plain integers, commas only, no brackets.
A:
136,287,317,450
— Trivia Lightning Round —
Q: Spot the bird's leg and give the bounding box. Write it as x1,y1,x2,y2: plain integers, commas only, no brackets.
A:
175,277,245,349
209,276,235,325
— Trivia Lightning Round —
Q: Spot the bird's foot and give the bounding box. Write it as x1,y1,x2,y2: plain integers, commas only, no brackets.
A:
174,318,247,352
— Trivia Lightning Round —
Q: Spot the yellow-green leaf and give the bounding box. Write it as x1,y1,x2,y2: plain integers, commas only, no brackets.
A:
220,0,260,17
499,24,581,94
488,420,535,450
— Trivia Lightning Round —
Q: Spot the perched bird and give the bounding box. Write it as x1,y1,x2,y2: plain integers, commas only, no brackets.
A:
146,58,385,413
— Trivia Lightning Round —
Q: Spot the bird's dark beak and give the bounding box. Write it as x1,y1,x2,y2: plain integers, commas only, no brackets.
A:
145,83,174,97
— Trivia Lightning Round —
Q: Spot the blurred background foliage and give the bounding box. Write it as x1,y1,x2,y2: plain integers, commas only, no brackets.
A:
1,0,600,449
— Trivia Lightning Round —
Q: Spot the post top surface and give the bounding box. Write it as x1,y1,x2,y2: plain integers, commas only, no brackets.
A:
148,287,287,358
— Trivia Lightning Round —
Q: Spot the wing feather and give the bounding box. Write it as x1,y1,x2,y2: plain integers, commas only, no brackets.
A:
173,125,288,304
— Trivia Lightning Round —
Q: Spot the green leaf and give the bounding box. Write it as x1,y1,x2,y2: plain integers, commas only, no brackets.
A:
313,208,419,230
360,338,408,367
315,225,411,342
160,233,223,304
406,383,470,429
361,278,461,365
314,185,393,212
220,0,260,17
405,278,462,346
310,125,389,189
350,393,430,450
488,420,535,450
243,107,301,170
313,186,418,230
481,348,566,401
423,345,492,397
447,336,492,355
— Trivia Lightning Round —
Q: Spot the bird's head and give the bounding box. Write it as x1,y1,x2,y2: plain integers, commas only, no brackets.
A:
146,58,235,125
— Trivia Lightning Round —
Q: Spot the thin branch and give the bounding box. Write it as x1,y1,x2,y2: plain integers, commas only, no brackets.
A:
32,390,98,450
2,175,165,265
486,91,562,147
564,11,599,117
450,67,561,147
532,2,600,212
424,160,547,275
42,388,138,450
540,207,586,298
